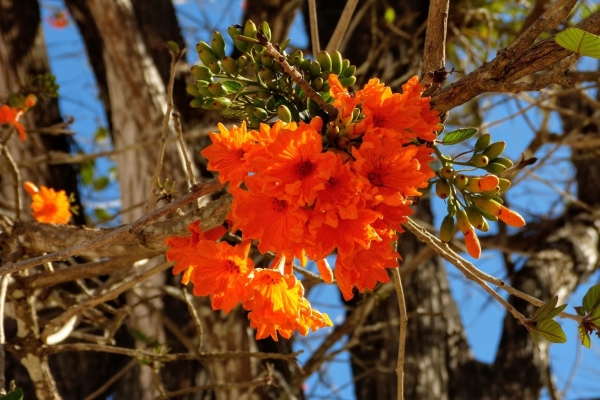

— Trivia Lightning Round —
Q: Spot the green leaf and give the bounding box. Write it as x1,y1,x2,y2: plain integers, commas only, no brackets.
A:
588,305,600,323
220,80,244,92
535,320,567,343
94,126,108,142
165,40,180,52
0,389,24,400
93,208,111,222
384,7,396,24
441,128,478,145
555,27,600,58
582,283,600,313
81,160,95,186
532,296,567,322
578,325,591,348
93,176,110,191
574,305,586,316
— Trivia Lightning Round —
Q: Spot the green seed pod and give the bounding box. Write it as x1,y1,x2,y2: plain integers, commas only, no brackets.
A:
208,82,228,97
454,174,468,190
440,165,455,179
195,80,214,97
257,89,271,100
330,50,343,75
277,105,292,123
236,55,249,71
191,65,213,81
339,76,357,87
474,133,491,153
258,67,274,81
340,65,356,78
221,56,239,75
189,98,205,108
196,41,213,55
318,51,332,72
200,99,216,110
199,49,218,67
228,25,249,52
260,21,271,41
186,84,201,97
456,209,472,234
436,179,451,200
470,154,489,168
260,53,274,67
211,31,226,59
492,157,513,168
300,58,312,72
440,215,455,243
312,77,324,91
484,162,507,175
212,97,232,111
252,98,266,109
498,178,511,193
272,61,284,74
309,61,322,80
253,107,268,120
243,20,257,38
207,60,221,75
466,206,486,231
341,59,350,71
483,141,506,160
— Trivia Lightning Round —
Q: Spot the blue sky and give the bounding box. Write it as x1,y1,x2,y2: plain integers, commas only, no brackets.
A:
38,1,600,398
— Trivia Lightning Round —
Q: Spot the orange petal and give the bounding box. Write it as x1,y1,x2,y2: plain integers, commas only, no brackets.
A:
479,175,499,191
464,228,481,259
23,181,39,195
316,258,333,284
498,206,526,227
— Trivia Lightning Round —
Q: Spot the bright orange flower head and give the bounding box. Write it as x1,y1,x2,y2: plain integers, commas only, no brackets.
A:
201,122,256,186
26,183,71,224
190,240,254,313
0,104,26,141
248,122,337,206
355,76,440,142
328,74,359,118
229,175,307,256
352,135,431,205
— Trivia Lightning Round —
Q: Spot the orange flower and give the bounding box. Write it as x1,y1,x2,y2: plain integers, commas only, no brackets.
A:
0,105,26,141
335,229,399,300
201,122,256,186
190,240,254,313
248,122,337,206
27,184,72,224
165,221,226,283
295,296,333,336
314,153,361,215
47,11,69,29
352,135,431,205
355,77,439,142
229,175,307,256
328,75,359,118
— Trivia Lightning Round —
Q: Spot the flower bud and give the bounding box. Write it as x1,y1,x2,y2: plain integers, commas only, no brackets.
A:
211,31,226,59
221,56,239,75
470,154,489,168
440,165,455,179
318,51,332,72
474,133,491,153
466,206,486,231
208,82,228,97
484,163,507,175
454,174,468,190
436,179,451,199
277,105,292,123
440,215,455,243
330,51,343,75
483,141,506,160
492,157,513,168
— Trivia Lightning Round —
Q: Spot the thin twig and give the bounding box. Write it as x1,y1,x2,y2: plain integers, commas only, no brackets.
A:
255,35,338,120
172,112,197,189
391,268,407,400
401,218,582,323
0,179,224,277
145,48,185,213
325,0,359,53
0,145,21,220
156,377,272,399
0,274,9,395
307,0,320,57
182,287,204,353
82,358,137,400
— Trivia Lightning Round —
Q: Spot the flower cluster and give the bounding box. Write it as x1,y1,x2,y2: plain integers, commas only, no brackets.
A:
166,75,440,340
24,181,72,224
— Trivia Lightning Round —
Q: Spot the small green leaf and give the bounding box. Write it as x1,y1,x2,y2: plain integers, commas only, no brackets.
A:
555,27,600,59
574,305,586,316
535,320,567,343
384,7,396,24
220,80,244,92
582,283,600,313
81,160,95,186
93,176,110,191
94,126,108,142
532,296,566,322
578,325,591,348
94,208,111,221
0,389,24,400
441,128,478,145
588,305,600,323
165,40,180,52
